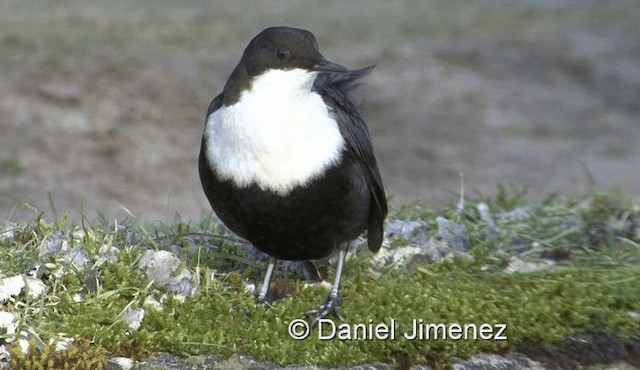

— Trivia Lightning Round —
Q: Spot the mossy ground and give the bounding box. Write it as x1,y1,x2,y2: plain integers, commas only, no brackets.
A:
1,188,639,368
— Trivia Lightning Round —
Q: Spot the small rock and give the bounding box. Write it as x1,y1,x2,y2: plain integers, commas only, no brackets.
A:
16,338,29,355
423,237,460,263
139,250,180,285
185,354,209,367
477,203,501,237
0,275,48,302
0,277,23,303
29,263,57,279
476,203,492,223
123,308,145,331
28,274,51,295
40,232,68,255
243,282,256,295
504,257,555,274
52,336,74,351
453,353,544,370
62,248,90,267
302,281,332,291
436,217,471,252
373,246,425,266
94,245,120,267
373,236,470,269
143,296,163,311
139,250,197,296
138,352,214,370
0,223,20,242
108,356,135,370
170,276,196,296
0,344,11,364
0,311,17,336
386,219,430,244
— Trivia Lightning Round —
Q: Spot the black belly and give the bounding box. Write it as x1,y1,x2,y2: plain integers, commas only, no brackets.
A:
199,149,370,261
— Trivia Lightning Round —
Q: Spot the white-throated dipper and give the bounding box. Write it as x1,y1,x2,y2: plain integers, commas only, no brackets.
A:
199,26,387,323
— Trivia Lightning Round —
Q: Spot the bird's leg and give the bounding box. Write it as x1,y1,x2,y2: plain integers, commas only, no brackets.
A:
306,247,349,326
257,256,277,306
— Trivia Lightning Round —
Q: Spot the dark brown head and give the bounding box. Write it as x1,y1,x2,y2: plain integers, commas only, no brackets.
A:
241,26,347,76
222,27,347,104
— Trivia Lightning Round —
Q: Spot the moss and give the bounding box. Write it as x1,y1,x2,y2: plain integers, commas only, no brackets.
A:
10,340,107,370
1,189,639,367
580,191,637,248
34,255,639,366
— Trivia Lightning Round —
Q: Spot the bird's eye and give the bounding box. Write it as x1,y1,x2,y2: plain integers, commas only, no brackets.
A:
276,49,289,60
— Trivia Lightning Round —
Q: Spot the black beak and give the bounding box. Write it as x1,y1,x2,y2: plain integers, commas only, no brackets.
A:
313,57,348,73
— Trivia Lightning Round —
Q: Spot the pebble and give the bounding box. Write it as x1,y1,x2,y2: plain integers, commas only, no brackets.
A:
385,219,430,245
504,256,555,274
40,232,68,255
108,357,135,370
436,216,471,252
123,308,145,331
453,353,544,370
0,275,48,302
62,248,90,267
138,250,197,296
0,311,17,335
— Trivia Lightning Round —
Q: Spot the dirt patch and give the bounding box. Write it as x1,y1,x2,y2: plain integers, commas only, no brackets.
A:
1,1,639,222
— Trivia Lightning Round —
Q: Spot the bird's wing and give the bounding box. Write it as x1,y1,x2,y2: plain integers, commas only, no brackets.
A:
314,67,388,252
206,93,224,118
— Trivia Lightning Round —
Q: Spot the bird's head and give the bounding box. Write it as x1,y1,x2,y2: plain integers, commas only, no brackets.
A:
241,26,348,76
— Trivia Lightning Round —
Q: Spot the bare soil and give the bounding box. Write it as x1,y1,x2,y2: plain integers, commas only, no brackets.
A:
1,0,639,222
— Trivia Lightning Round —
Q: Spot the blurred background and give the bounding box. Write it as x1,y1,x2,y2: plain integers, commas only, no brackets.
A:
1,0,639,223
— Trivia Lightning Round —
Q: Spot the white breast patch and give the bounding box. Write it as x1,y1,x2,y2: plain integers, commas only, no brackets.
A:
204,68,345,196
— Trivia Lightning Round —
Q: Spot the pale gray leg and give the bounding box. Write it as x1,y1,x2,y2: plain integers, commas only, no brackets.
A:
306,246,349,326
329,249,346,299
257,256,277,303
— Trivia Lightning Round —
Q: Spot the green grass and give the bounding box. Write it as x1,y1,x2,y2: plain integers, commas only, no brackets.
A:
1,189,639,367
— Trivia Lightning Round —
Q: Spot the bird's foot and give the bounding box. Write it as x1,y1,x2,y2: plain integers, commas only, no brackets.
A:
256,296,274,308
306,294,344,326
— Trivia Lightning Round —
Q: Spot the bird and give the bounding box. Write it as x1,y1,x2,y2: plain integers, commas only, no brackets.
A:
198,26,387,323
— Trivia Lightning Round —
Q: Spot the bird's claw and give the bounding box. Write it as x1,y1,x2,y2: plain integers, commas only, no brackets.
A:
306,294,344,326
256,296,274,308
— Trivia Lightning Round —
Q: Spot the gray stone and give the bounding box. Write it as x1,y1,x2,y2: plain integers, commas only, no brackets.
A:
436,217,471,252
107,357,135,370
453,353,544,370
62,247,90,267
504,256,555,274
386,219,430,245
138,250,197,296
40,232,67,255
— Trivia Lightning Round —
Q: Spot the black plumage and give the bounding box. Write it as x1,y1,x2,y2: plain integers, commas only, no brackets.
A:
199,27,386,321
